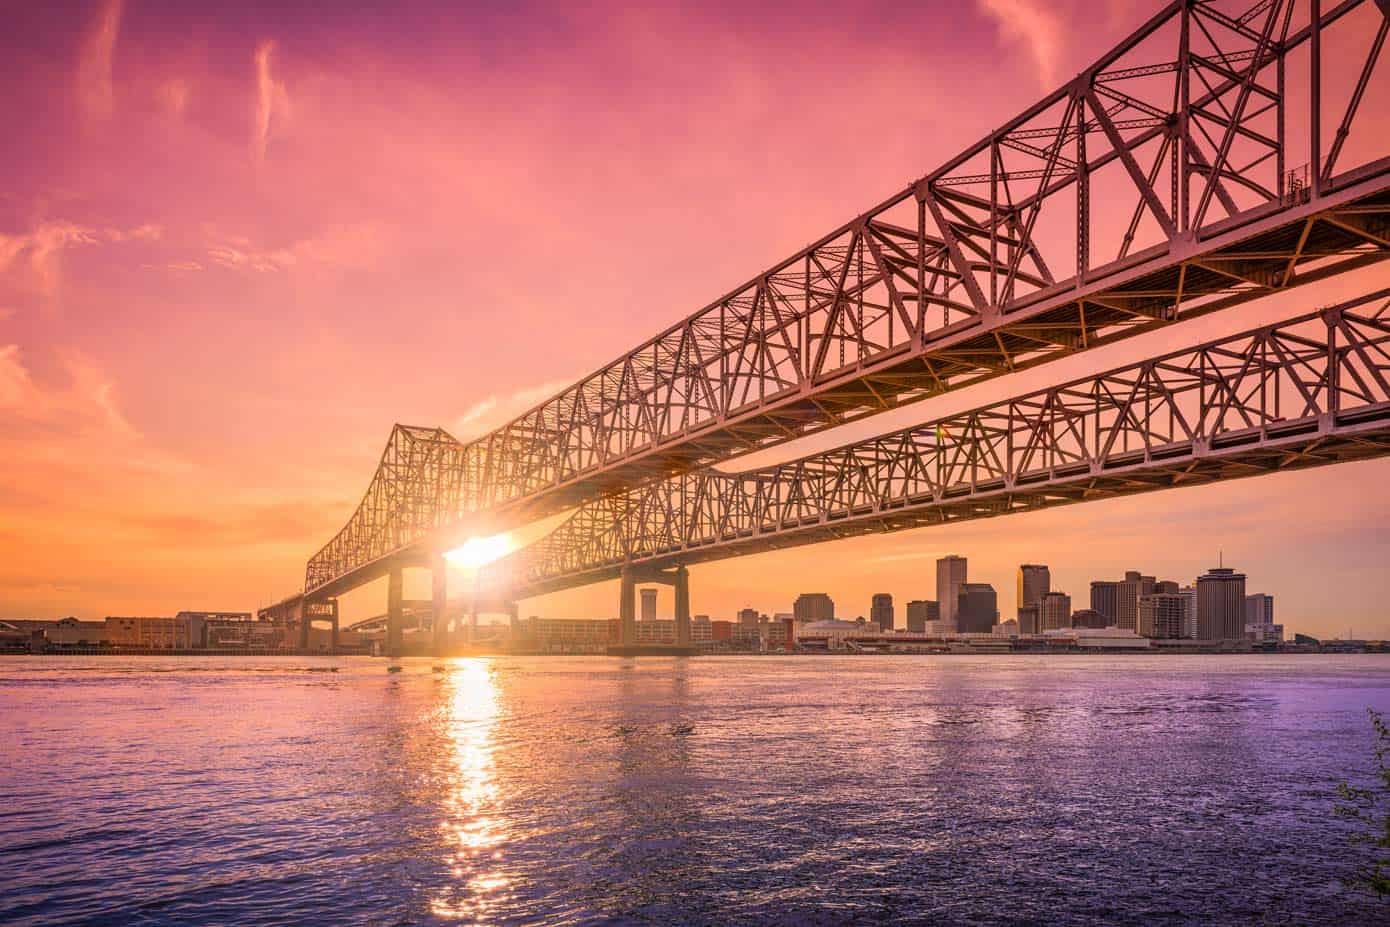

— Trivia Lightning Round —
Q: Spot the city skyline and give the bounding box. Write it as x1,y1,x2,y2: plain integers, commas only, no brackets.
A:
3,0,1388,637
540,551,1290,637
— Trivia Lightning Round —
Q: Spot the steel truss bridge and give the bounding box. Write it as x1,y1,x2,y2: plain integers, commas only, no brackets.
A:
298,0,1390,654
482,289,1390,598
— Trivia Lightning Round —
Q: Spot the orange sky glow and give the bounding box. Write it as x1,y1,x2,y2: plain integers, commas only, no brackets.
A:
3,0,1388,637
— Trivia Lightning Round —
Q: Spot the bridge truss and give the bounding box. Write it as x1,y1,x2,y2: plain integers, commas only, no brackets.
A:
485,288,1390,597
307,0,1390,598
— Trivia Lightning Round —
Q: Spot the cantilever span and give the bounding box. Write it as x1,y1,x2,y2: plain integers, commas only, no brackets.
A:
306,0,1390,600
484,288,1390,598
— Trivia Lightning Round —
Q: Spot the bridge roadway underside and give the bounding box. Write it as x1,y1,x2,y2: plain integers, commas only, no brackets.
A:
508,412,1390,601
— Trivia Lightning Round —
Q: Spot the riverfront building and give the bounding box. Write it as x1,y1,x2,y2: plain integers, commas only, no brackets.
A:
1070,608,1107,629
1090,581,1119,625
1197,566,1247,640
793,593,835,622
905,600,939,632
956,583,997,634
1116,571,1156,632
1017,565,1050,621
870,593,894,631
1039,592,1072,631
936,555,968,630
1138,593,1189,639
104,616,191,649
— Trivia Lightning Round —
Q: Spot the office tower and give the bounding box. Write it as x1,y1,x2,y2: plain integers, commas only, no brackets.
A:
956,583,997,634
738,607,759,626
1090,581,1119,625
793,593,835,622
1070,609,1108,629
870,593,895,631
1040,592,1072,631
1116,571,1156,631
640,588,658,622
1017,565,1050,620
1138,593,1188,638
1180,585,1199,638
1245,594,1274,625
1244,593,1281,643
1155,580,1179,595
1017,605,1040,635
906,600,939,632
1197,565,1247,640
937,555,968,630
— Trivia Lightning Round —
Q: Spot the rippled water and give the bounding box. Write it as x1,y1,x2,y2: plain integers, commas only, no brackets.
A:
2,655,1389,925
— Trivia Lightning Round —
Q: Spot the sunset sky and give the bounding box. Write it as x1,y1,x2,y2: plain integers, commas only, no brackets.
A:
3,0,1388,638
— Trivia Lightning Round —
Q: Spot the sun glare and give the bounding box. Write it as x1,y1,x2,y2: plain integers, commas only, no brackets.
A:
444,533,512,569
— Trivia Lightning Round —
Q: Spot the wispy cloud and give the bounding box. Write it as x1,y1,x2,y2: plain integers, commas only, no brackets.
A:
454,379,574,439
0,343,135,438
0,343,190,477
252,40,291,165
204,224,389,274
76,0,123,120
0,222,162,306
976,0,1065,90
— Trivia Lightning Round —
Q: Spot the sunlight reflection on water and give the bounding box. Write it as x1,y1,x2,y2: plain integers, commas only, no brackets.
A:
432,659,507,921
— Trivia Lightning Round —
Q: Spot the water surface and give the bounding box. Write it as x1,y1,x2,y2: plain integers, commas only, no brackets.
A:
2,654,1388,925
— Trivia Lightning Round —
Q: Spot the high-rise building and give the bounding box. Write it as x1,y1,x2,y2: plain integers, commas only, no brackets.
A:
738,607,760,626
1017,605,1041,635
1245,594,1274,625
1090,581,1119,625
937,555,968,630
1155,580,1179,595
956,583,997,634
793,594,835,622
870,593,894,631
1039,592,1072,631
1116,571,1156,631
1138,593,1188,638
1180,585,1199,638
1017,565,1050,620
640,588,658,622
1244,593,1281,643
1197,566,1247,640
905,600,939,632
1070,609,1108,629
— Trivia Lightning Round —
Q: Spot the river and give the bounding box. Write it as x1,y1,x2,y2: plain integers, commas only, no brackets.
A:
2,654,1388,925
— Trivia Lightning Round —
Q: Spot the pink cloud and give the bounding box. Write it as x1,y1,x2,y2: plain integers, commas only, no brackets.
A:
454,380,575,439
976,0,1065,90
76,0,122,120
252,40,291,165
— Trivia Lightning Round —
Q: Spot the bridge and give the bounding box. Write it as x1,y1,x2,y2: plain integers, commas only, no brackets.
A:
299,0,1390,655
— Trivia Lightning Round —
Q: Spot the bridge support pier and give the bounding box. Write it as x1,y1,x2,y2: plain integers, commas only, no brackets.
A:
619,567,637,647
432,552,448,657
615,563,694,652
298,604,311,651
387,564,404,659
674,565,691,648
